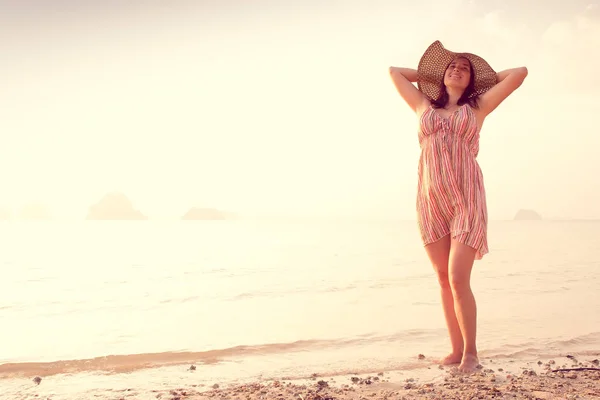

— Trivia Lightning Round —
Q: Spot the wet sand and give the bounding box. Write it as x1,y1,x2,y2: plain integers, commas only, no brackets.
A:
3,354,599,400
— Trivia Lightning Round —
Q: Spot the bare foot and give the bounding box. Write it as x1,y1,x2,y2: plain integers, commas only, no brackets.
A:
458,353,480,373
438,352,463,365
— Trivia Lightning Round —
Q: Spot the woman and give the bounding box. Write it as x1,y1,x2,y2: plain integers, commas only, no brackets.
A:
389,41,528,373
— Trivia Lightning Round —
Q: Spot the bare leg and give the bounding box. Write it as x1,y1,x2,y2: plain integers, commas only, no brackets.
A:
424,235,463,365
448,238,479,372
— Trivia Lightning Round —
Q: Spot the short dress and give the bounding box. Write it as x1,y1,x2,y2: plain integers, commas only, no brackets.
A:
416,104,488,260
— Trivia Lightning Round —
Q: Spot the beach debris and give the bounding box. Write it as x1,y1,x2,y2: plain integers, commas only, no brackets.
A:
550,367,600,373
188,364,196,371
186,369,600,400
212,383,219,389
349,376,373,385
33,376,42,385
592,359,599,365
168,389,190,398
418,353,425,360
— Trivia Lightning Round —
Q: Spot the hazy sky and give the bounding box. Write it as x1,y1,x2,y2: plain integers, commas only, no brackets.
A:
1,0,599,219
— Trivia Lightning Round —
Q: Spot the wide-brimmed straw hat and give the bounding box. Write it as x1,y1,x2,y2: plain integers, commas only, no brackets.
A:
417,40,497,102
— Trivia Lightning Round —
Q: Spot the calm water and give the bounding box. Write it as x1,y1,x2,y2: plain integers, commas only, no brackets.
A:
1,219,599,382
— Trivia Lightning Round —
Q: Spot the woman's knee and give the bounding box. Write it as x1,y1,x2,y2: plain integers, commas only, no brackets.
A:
450,272,471,294
436,269,451,289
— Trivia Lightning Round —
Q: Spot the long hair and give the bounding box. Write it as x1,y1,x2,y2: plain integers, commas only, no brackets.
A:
431,58,480,109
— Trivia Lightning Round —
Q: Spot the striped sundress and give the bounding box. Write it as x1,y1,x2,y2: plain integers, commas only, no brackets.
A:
416,103,488,260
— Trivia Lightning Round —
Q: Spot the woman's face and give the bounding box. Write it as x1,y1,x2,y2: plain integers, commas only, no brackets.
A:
443,57,472,91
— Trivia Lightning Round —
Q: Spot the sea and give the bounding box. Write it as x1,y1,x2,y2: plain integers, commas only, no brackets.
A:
1,218,599,398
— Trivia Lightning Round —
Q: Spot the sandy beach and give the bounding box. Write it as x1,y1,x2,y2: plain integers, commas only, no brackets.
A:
191,363,600,400
191,366,600,400
3,354,600,400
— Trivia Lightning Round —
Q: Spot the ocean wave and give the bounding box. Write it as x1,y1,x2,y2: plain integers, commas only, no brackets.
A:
0,330,441,379
228,275,433,301
3,330,599,380
229,284,360,301
481,331,600,359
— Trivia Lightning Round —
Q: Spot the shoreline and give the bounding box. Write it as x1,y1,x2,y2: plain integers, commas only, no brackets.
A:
2,353,599,399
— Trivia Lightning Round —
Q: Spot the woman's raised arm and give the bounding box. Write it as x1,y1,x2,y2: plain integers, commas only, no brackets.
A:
478,67,528,116
389,66,429,113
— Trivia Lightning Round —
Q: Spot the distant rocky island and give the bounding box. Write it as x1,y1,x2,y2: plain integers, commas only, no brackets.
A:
86,192,147,220
0,208,11,220
514,209,542,220
181,207,232,220
19,204,51,220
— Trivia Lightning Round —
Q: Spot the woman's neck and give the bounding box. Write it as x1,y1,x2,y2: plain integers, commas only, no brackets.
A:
446,87,464,108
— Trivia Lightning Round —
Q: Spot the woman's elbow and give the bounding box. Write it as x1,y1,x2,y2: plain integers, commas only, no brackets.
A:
518,66,528,79
513,67,528,87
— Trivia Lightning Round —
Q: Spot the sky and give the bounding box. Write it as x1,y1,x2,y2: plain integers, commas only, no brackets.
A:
1,0,599,220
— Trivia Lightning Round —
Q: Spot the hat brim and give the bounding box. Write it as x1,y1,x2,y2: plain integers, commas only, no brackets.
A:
417,40,497,102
